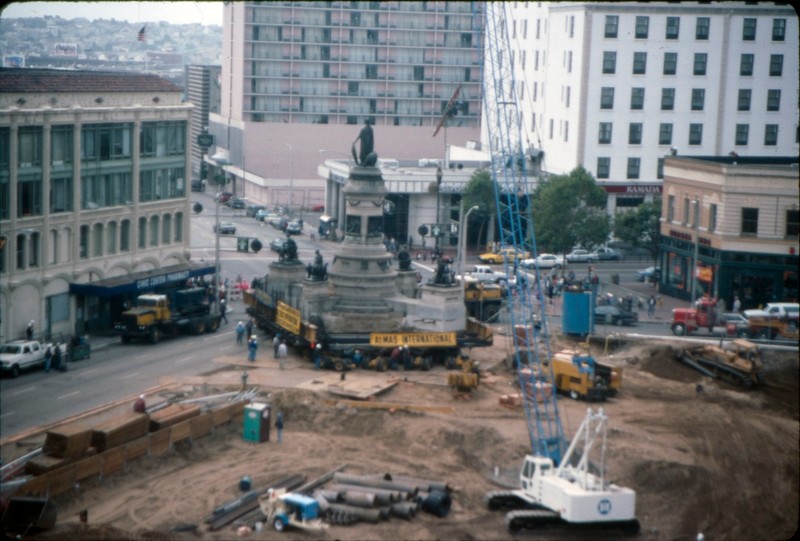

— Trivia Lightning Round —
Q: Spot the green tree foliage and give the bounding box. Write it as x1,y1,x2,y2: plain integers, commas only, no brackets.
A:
461,169,496,249
613,198,662,262
531,166,610,255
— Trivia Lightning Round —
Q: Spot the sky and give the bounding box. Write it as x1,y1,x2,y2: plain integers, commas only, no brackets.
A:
1,1,223,26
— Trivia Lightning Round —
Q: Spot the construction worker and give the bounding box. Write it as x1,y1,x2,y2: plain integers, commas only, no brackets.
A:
277,340,288,370
313,344,322,370
275,412,284,443
402,345,412,370
134,394,146,413
236,321,245,345
248,335,258,362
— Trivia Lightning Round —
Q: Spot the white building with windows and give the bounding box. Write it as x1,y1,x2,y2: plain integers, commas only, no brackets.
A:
508,1,798,213
0,68,208,343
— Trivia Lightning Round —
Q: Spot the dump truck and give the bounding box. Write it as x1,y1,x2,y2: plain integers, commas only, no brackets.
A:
115,287,221,343
548,350,622,401
678,339,765,387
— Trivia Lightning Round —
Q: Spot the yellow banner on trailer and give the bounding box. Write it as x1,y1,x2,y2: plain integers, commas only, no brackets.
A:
370,332,458,348
276,301,301,335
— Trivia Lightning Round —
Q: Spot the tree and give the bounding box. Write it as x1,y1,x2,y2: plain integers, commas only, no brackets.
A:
530,166,610,256
461,169,496,250
613,198,662,262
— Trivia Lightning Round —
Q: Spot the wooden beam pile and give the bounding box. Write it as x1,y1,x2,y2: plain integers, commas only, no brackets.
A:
148,403,201,431
42,422,93,459
90,412,149,452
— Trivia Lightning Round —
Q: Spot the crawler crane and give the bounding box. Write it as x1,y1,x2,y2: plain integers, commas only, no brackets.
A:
476,3,639,533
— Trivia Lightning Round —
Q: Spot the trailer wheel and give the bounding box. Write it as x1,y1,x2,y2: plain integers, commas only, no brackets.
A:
569,389,580,400
376,358,387,372
11,364,20,378
149,328,160,344
737,329,751,339
273,517,286,532
195,320,206,335
207,318,219,333
334,359,345,372
755,330,770,340
672,323,686,336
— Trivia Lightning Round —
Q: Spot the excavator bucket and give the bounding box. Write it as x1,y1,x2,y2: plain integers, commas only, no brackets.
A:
1,497,57,533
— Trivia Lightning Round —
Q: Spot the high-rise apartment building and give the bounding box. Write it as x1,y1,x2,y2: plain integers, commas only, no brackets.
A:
508,2,798,213
208,1,483,209
185,65,222,180
0,69,209,342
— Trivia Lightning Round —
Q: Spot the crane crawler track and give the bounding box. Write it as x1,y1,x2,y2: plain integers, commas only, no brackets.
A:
485,490,543,511
506,509,640,534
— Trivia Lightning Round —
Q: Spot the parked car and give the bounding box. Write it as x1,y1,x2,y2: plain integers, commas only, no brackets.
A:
215,191,233,204
255,209,273,222
718,313,751,337
190,179,205,192
246,204,266,218
636,266,661,282
213,221,237,235
592,247,622,260
521,254,565,270
594,305,638,326
270,238,285,252
310,204,325,212
285,221,302,235
566,249,597,263
478,248,530,264
228,197,246,209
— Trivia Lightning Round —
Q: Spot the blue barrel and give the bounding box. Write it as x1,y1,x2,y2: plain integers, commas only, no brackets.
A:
562,291,593,335
239,476,252,492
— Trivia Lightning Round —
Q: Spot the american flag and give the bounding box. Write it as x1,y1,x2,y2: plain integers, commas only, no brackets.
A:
137,25,146,42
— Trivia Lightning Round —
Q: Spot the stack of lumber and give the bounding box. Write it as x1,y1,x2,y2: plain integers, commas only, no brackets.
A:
25,449,97,475
91,411,149,452
42,422,93,459
149,403,201,431
499,393,524,407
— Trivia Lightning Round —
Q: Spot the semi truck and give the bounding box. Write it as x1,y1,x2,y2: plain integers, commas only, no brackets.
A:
115,287,221,343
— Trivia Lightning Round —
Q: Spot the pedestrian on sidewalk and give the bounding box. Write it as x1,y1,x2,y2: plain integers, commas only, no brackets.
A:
236,321,245,345
275,412,284,443
245,319,254,339
733,295,741,313
277,340,288,370
313,344,322,370
648,295,656,318
273,334,281,357
247,335,258,362
44,345,52,372
53,344,63,372
219,298,228,324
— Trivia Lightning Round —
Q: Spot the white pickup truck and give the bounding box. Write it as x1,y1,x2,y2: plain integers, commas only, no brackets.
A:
456,264,508,285
0,340,57,378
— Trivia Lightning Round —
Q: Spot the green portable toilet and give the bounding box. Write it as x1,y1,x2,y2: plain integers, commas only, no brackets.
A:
243,402,271,443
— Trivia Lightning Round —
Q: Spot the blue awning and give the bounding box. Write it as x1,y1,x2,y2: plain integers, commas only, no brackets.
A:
69,263,216,298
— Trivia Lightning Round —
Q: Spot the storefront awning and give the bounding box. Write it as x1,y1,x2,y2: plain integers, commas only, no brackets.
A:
69,263,216,298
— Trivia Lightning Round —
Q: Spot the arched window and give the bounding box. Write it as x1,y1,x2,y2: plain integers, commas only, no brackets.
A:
107,221,117,254
50,229,59,264
162,214,172,244
174,212,184,242
120,220,131,252
92,223,103,257
149,216,159,247
138,217,147,248
80,225,90,259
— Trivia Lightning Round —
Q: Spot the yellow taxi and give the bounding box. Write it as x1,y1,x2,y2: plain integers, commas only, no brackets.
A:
477,247,530,264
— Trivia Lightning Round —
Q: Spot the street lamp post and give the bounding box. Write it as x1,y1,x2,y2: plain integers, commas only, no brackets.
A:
690,198,700,305
459,205,480,303
435,165,443,255
286,143,294,218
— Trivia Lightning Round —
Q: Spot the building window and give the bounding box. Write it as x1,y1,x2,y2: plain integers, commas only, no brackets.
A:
79,224,90,259
107,221,117,254
460,33,472,47
659,123,673,145
631,88,645,110
695,17,710,40
598,122,612,144
51,125,73,166
120,219,131,252
413,66,424,81
596,157,610,179
741,208,758,236
764,124,779,146
81,172,133,209
737,89,751,111
683,197,691,225
600,87,614,109
740,54,754,76
138,217,147,248
365,64,378,79
139,168,185,203
691,88,705,111
82,124,132,161
786,209,799,238
666,16,680,39
175,212,184,242
348,81,359,95
769,55,783,76
735,124,749,146
661,88,675,110
18,177,43,217
657,158,664,179
742,18,756,41
766,89,781,111
635,16,649,39
632,52,647,74
18,127,42,167
605,15,618,38
709,204,717,233
628,123,643,144
663,52,677,75
626,158,640,179
162,214,172,245
772,18,786,41
92,223,103,257
602,51,616,74
693,53,707,75
149,216,159,247
140,122,185,158
689,124,703,145
50,175,73,213
667,195,675,222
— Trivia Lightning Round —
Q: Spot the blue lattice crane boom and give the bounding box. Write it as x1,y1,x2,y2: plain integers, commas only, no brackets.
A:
478,3,639,533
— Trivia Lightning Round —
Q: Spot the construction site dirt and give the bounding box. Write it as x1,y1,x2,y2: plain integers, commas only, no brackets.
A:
12,336,799,541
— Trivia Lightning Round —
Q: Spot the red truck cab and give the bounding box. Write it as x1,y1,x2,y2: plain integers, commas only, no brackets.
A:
671,296,718,336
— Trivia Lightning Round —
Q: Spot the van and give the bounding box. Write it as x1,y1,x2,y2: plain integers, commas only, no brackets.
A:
744,303,799,320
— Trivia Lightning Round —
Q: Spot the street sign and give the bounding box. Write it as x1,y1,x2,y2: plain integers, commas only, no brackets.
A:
197,133,214,147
